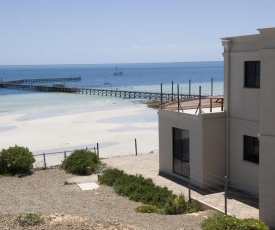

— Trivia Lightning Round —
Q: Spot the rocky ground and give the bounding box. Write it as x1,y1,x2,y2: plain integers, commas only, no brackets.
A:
0,168,216,229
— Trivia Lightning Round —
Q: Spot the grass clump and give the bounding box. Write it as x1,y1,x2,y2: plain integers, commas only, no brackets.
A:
99,168,201,215
135,205,160,213
17,213,44,227
61,149,101,175
0,145,35,175
202,213,269,230
188,199,202,213
163,194,187,215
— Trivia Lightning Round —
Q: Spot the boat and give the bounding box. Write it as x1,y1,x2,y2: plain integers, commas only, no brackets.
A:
113,67,123,76
104,77,111,85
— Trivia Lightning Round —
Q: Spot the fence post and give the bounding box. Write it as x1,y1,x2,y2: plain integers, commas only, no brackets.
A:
211,78,213,96
64,151,67,159
188,163,191,202
189,80,191,97
177,84,180,112
160,83,163,109
171,81,174,102
94,147,96,153
135,138,137,156
97,143,99,157
224,176,228,215
43,153,47,170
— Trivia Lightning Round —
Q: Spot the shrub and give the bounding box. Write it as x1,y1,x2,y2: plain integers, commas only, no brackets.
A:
61,149,101,175
98,168,124,186
242,218,270,230
135,205,160,213
163,194,187,215
201,213,269,230
99,168,175,209
0,145,35,175
188,199,202,213
17,213,44,227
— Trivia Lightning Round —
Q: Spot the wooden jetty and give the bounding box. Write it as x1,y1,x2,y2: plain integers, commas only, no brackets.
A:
0,77,205,101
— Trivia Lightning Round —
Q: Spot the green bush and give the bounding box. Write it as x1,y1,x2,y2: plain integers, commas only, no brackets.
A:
163,194,187,215
17,213,44,227
135,205,160,213
188,199,202,213
99,168,175,209
0,145,35,175
61,149,101,175
99,168,202,215
98,168,125,186
201,213,269,230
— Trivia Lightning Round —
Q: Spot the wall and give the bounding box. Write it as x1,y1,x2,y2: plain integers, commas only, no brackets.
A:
158,109,226,188
158,110,203,186
203,116,226,188
258,28,275,227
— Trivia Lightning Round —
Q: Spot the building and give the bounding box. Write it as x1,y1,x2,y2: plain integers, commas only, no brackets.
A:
158,27,275,226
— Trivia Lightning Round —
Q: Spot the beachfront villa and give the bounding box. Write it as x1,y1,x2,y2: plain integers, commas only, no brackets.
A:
158,27,275,225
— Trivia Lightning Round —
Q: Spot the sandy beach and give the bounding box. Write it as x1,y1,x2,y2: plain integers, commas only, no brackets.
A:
0,101,159,166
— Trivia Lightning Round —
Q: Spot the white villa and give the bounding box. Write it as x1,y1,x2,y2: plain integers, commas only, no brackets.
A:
158,27,275,226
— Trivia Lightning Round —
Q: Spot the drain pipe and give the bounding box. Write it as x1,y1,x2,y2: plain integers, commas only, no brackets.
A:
222,39,231,180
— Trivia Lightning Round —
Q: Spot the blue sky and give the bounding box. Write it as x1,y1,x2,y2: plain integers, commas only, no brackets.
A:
1,0,275,65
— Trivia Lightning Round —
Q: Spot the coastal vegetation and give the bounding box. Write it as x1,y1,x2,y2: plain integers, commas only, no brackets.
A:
0,145,35,175
98,168,201,215
202,213,269,230
17,213,44,227
61,149,102,175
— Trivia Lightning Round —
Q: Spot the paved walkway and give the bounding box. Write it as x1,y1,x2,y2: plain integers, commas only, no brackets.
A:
102,152,259,219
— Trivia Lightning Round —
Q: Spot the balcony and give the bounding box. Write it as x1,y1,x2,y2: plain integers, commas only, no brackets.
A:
162,96,224,115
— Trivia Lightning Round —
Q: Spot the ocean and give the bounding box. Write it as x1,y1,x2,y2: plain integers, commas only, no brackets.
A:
0,62,224,163
0,61,224,114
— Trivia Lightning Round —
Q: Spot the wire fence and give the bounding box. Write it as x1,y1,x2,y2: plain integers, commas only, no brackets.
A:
180,164,275,227
32,138,145,169
33,144,99,169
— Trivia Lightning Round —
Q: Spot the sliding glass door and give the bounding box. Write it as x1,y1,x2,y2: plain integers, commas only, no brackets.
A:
173,128,190,178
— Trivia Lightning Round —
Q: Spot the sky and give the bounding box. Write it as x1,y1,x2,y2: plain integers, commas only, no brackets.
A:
1,0,275,65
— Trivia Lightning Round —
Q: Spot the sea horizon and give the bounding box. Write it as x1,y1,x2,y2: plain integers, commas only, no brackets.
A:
0,60,223,68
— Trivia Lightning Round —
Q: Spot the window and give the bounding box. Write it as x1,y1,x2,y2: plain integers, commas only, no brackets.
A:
244,61,260,88
173,128,190,177
243,135,259,164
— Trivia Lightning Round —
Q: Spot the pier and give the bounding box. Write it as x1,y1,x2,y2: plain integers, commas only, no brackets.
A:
0,77,205,101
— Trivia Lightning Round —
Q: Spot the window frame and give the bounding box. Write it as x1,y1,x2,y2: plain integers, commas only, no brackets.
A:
243,135,259,164
244,61,260,89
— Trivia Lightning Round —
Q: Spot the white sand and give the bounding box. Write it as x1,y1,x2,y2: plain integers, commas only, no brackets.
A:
0,105,159,167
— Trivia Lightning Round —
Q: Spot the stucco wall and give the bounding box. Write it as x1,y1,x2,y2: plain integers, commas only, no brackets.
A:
158,110,226,188
229,118,259,196
203,117,226,188
158,110,203,186
229,52,260,122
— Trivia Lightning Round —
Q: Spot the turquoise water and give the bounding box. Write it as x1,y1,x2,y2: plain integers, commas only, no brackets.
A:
0,61,224,113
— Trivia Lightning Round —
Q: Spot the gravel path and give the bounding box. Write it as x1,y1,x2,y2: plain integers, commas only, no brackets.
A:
0,168,215,229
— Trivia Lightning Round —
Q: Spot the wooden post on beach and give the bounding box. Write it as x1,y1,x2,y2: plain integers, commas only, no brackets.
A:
97,143,99,157
64,151,67,159
43,153,47,170
94,147,96,153
135,138,137,156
